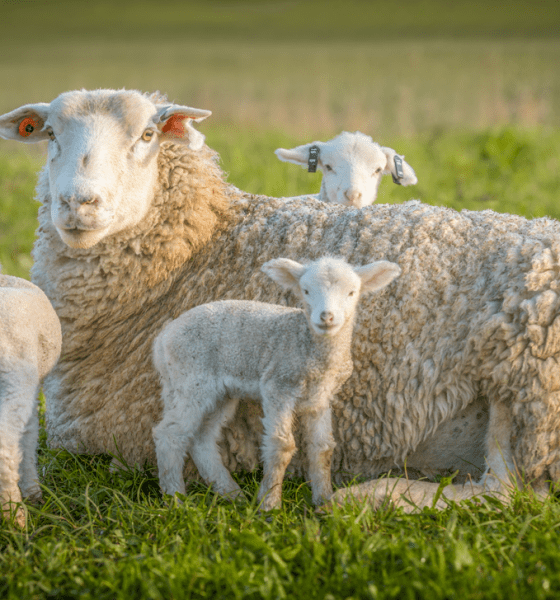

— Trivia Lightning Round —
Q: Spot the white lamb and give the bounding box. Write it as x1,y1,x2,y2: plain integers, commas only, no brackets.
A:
275,131,418,207
153,257,400,510
0,267,61,526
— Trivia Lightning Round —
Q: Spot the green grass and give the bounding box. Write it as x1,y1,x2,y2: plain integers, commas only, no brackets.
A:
3,441,560,599
2,126,560,598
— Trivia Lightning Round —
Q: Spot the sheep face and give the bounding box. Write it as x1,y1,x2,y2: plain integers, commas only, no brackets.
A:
262,257,401,336
0,90,211,249
275,132,418,208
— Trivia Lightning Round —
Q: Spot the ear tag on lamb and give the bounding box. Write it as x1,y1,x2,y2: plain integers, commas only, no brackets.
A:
18,117,37,137
161,114,187,137
392,155,404,185
308,145,320,173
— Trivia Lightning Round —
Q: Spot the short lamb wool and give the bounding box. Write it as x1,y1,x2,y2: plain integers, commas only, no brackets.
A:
0,268,61,526
152,257,400,510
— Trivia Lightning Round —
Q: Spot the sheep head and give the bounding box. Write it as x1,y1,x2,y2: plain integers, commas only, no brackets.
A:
0,89,211,249
275,131,418,208
262,256,400,337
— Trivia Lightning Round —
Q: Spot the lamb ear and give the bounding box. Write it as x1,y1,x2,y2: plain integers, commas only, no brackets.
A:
381,147,418,186
355,261,401,294
156,105,212,150
275,142,324,170
0,103,51,143
261,258,307,292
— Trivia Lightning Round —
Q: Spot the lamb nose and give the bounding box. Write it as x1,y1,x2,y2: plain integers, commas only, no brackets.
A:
320,311,334,324
344,189,362,203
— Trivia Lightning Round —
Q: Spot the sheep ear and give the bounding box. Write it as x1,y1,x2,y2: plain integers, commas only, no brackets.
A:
261,258,307,292
156,105,212,150
0,103,51,143
380,147,418,186
355,261,401,294
275,142,324,169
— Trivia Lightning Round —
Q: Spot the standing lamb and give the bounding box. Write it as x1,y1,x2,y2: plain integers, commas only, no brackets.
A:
0,267,61,526
153,257,400,509
275,131,418,207
1,88,559,510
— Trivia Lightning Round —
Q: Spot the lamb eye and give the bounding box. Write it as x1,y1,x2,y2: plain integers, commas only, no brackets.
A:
141,130,154,142
46,128,55,141
325,165,333,172
374,167,381,175
349,291,355,296
304,290,309,295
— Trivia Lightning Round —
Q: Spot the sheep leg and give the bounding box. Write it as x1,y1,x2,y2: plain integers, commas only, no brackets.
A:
0,362,39,527
258,397,297,511
301,406,336,505
19,401,42,503
152,381,211,497
326,477,509,513
479,400,520,491
189,397,243,499
328,401,521,511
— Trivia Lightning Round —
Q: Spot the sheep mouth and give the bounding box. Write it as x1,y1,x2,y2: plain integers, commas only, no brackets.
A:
313,323,339,335
56,225,110,249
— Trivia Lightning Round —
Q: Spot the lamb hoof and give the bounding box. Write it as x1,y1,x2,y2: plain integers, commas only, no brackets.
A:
223,488,245,502
258,495,281,512
23,488,43,505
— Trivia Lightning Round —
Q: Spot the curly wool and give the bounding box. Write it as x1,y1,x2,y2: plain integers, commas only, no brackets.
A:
31,140,560,486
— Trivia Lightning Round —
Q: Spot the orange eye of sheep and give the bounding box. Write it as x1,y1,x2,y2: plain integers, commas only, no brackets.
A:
19,117,37,137
142,130,154,142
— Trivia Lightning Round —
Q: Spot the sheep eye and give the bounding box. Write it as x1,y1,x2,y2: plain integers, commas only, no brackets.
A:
46,128,55,141
349,291,356,297
325,165,333,172
141,130,154,142
374,167,382,175
304,290,309,295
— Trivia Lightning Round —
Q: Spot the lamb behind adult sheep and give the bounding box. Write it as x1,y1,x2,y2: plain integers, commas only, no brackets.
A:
1,88,560,509
275,132,418,207
0,266,61,526
153,256,400,509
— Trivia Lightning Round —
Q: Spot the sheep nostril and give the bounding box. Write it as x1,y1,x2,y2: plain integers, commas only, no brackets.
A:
78,194,101,206
320,311,334,324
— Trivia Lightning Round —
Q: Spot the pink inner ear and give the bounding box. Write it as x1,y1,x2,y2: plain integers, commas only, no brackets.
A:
161,114,188,137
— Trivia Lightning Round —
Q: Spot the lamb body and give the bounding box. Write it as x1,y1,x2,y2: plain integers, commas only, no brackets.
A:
1,89,559,509
153,257,400,508
275,131,418,207
0,269,61,525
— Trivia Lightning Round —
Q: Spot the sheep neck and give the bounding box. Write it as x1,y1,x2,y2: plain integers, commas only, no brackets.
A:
307,314,355,367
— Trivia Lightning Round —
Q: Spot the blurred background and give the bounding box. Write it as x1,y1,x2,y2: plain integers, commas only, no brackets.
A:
1,0,560,275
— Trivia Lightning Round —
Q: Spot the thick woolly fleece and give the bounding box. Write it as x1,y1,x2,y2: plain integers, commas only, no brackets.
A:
0,269,61,524
30,141,560,488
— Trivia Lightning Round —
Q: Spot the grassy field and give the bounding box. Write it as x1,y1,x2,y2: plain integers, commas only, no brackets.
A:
2,0,560,598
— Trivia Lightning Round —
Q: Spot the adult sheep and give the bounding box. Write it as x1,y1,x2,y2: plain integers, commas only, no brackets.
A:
0,88,558,509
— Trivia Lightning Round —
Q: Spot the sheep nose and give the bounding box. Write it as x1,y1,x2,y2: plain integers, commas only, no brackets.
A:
320,311,334,324
59,193,101,207
344,189,362,205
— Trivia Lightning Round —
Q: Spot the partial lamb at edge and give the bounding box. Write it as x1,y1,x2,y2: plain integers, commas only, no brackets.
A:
275,131,418,207
153,257,400,509
0,267,61,527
